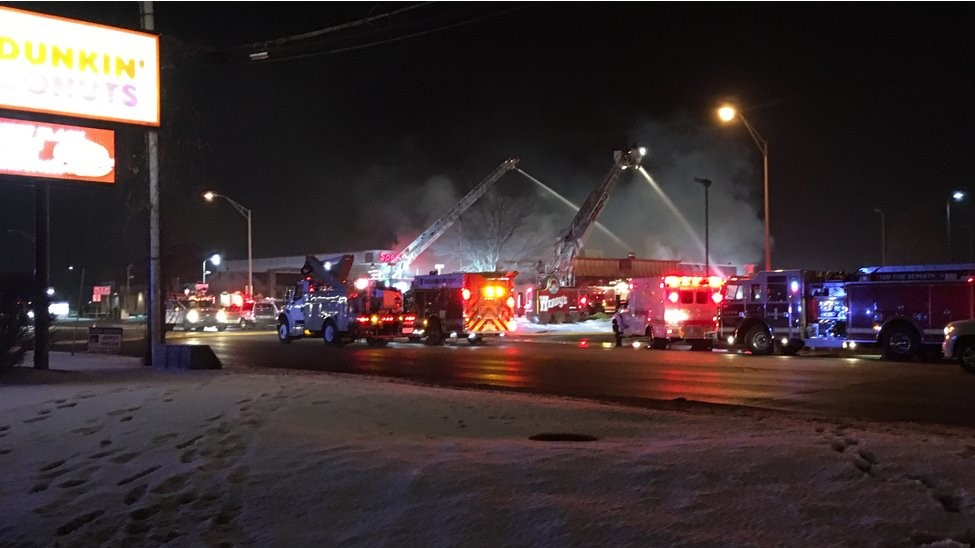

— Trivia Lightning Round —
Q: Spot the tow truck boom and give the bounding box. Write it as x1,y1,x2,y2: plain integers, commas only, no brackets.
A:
301,254,354,288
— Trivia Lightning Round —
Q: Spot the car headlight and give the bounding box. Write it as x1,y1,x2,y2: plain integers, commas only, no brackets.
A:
186,309,200,323
216,310,228,323
945,325,956,337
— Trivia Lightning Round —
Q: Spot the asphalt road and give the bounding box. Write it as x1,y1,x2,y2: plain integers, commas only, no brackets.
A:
158,328,975,429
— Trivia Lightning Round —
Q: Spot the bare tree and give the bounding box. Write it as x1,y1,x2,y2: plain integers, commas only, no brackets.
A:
433,189,556,272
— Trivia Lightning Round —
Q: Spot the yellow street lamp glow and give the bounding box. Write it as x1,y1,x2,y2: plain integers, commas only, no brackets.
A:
717,105,737,122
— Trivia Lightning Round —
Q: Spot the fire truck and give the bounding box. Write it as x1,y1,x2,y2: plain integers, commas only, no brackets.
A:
403,271,517,345
526,147,646,323
613,275,725,349
844,264,975,360
277,254,404,347
716,269,849,356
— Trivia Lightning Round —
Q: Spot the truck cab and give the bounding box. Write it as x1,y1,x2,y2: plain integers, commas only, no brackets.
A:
717,270,849,355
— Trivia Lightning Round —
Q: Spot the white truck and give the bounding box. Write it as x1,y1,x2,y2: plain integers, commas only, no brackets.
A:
612,275,724,350
277,254,404,347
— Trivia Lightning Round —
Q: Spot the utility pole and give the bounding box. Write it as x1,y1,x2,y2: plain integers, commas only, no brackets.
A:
141,0,162,366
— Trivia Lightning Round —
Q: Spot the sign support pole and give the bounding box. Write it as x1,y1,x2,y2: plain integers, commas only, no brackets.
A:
141,0,162,366
33,183,49,369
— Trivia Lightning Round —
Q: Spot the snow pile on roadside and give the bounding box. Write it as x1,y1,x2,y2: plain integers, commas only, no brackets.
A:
1,354,974,546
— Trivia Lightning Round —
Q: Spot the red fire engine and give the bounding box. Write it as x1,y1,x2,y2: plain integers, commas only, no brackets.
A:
613,275,724,349
845,264,975,360
716,263,975,360
404,271,517,345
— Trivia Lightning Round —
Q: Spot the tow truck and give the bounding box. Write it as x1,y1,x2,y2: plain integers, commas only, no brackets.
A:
277,254,404,347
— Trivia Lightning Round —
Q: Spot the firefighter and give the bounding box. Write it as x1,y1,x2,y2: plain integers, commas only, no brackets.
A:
613,301,629,347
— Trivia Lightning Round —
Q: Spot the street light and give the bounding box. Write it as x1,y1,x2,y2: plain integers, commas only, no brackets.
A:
204,191,253,296
202,253,221,284
947,191,966,262
694,178,713,276
718,104,770,271
873,208,886,266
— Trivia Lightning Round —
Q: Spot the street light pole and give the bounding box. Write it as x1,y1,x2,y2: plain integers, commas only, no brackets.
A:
718,105,770,271
203,192,253,296
947,191,966,262
694,178,713,276
872,208,886,266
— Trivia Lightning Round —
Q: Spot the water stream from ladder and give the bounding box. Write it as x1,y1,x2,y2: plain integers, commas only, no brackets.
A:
516,169,634,252
636,166,718,270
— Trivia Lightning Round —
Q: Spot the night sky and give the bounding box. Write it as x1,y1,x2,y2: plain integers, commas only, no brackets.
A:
1,2,973,294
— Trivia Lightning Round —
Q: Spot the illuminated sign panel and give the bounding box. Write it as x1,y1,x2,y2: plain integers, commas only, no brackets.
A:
0,6,160,126
0,117,116,183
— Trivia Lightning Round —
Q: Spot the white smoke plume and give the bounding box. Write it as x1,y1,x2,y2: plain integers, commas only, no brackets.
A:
591,115,766,267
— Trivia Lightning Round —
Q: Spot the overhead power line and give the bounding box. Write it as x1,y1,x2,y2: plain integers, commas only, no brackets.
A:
167,3,532,68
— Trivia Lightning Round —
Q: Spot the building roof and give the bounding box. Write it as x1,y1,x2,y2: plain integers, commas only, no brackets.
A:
572,257,683,280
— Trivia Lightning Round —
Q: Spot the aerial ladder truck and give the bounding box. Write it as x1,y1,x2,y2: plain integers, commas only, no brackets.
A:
383,158,520,281
526,146,647,323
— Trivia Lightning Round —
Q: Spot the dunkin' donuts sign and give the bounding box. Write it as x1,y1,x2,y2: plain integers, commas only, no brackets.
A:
0,6,159,126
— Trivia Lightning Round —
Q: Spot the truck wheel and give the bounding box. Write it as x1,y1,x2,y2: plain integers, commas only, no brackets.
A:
467,335,483,346
744,325,773,355
957,341,975,373
367,337,388,348
323,321,342,347
216,325,227,332
882,325,920,361
650,337,667,350
425,319,444,346
238,318,248,330
277,322,292,344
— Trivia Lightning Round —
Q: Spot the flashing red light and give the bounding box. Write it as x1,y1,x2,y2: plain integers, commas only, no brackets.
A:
579,339,589,348
579,296,587,306
404,315,416,322
381,316,395,322
712,291,723,304
506,296,515,308
969,277,974,283
462,288,471,300
356,316,369,324
668,291,679,303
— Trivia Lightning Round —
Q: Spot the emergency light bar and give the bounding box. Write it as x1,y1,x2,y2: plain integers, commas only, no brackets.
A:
664,276,725,288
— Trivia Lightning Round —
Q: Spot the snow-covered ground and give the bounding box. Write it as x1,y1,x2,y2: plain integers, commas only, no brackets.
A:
1,353,974,546
514,317,613,334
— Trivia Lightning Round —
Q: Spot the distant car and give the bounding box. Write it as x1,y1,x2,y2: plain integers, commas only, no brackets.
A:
165,299,229,332
238,300,280,330
943,319,975,373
